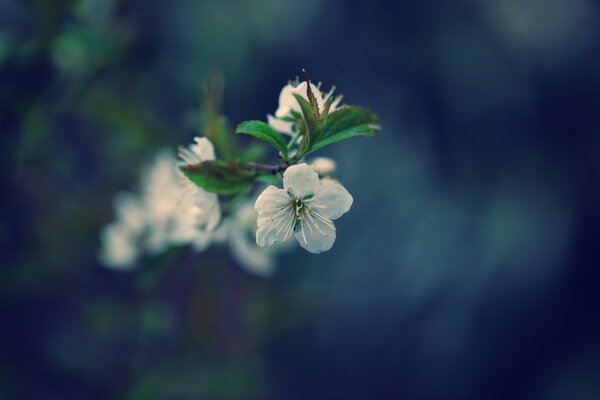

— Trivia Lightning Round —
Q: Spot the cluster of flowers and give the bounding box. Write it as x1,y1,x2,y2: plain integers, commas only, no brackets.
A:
100,79,362,276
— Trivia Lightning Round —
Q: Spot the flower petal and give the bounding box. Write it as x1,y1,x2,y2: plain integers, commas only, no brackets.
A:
283,163,320,199
113,191,146,235
179,137,215,165
274,83,298,118
309,157,337,176
255,186,294,247
274,81,324,118
309,179,353,220
255,185,289,214
99,222,139,269
294,213,336,254
267,114,294,135
190,188,220,230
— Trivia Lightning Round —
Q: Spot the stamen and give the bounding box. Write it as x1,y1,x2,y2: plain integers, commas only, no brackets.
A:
300,219,308,245
282,215,295,242
309,209,336,230
303,209,314,233
274,212,293,236
305,211,328,237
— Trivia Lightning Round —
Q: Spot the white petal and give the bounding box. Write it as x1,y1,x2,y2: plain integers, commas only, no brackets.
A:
169,205,202,245
255,185,289,214
204,195,221,231
190,230,215,252
144,222,170,254
255,186,293,247
227,202,276,276
113,191,146,235
309,179,353,220
190,188,221,230
142,149,181,222
210,220,230,244
330,95,343,111
193,137,215,160
230,226,276,277
99,222,139,269
179,137,216,165
283,163,320,199
274,81,325,118
267,114,294,135
294,213,336,254
274,83,298,118
309,157,337,176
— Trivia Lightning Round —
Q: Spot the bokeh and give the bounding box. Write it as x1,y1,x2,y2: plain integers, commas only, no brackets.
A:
2,0,600,399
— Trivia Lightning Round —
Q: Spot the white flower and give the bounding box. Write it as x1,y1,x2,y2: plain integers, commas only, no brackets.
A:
255,163,353,254
99,138,222,270
140,149,206,253
99,192,145,269
99,222,139,269
177,137,221,232
141,139,221,253
309,157,337,176
267,80,342,135
226,201,288,276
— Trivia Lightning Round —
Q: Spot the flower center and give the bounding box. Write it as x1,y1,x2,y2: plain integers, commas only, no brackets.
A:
293,199,304,217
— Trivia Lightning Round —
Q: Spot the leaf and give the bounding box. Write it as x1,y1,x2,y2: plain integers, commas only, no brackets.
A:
321,94,336,120
236,143,268,163
304,77,320,116
304,106,380,155
180,160,256,195
236,120,288,157
293,94,323,153
255,173,282,185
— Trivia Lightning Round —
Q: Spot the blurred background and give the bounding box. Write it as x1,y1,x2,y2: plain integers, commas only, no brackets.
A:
1,0,600,398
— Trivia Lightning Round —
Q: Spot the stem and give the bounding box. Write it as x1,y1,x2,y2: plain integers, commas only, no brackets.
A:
287,130,303,151
240,162,285,174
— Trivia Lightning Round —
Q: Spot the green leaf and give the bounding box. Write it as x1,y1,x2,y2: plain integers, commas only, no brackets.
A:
304,106,380,155
255,173,282,186
293,94,323,153
236,120,288,157
236,143,268,163
180,160,255,195
321,94,336,120
304,78,321,115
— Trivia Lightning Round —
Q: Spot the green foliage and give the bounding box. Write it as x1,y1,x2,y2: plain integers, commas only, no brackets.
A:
236,120,288,157
293,94,322,153
184,77,379,196
305,106,380,155
180,161,256,195
255,173,282,185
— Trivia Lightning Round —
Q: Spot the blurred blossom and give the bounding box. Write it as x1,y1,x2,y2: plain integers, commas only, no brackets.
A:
99,139,221,269
141,149,195,253
226,201,279,277
99,221,139,269
309,157,337,177
99,192,145,269
176,138,222,232
268,80,342,135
